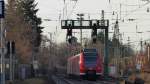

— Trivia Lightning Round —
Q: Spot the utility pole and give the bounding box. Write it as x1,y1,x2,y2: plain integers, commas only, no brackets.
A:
101,10,109,79
140,40,143,54
120,4,122,20
148,44,150,61
9,41,12,81
119,33,123,76
120,33,123,57
104,25,109,79
101,10,104,22
0,0,5,84
48,32,53,69
127,37,130,55
1,17,5,84
77,13,84,47
112,11,120,78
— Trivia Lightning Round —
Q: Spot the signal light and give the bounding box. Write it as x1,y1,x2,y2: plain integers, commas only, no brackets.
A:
67,28,73,44
91,24,97,44
68,38,72,44
92,38,97,44
67,29,72,36
92,24,97,36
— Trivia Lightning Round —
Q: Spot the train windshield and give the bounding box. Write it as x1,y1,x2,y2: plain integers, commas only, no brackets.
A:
84,52,97,67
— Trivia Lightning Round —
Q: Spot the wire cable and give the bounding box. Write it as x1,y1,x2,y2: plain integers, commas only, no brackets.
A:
121,1,150,19
67,0,78,19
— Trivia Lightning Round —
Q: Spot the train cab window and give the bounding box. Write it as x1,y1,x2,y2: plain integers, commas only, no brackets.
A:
84,52,97,66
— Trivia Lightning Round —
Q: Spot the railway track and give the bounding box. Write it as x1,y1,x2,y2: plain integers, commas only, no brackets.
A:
79,80,116,84
51,74,116,84
52,75,77,84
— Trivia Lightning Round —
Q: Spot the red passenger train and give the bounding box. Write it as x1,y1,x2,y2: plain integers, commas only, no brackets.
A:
67,48,103,80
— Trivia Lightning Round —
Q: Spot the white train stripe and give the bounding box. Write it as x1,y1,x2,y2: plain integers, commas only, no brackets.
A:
96,73,102,75
80,73,86,75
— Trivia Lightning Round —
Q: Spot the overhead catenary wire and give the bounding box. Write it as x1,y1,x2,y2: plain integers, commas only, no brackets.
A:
48,0,150,44
67,0,78,19
106,0,150,26
120,1,150,19
62,0,70,19
123,38,150,45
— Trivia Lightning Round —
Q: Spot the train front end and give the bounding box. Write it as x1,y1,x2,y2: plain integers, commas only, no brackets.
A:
79,49,103,80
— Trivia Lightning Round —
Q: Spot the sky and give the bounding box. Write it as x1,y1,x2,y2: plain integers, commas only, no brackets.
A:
36,0,110,43
35,0,150,48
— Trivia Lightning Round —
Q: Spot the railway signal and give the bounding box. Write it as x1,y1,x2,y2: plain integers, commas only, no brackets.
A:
66,24,73,44
91,23,97,43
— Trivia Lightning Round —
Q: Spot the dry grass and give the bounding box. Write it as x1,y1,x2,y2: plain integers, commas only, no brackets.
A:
120,72,150,84
140,72,150,84
6,78,47,84
22,78,46,84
